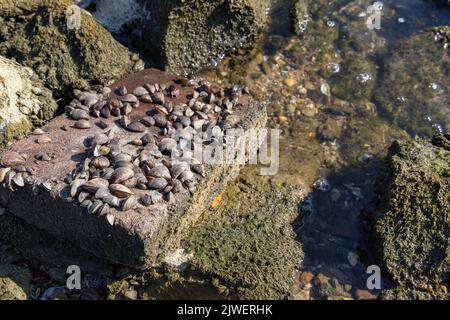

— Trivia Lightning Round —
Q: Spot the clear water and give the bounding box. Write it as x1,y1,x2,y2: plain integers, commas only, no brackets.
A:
202,0,449,299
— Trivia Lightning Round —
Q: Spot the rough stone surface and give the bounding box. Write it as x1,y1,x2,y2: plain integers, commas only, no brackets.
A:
0,69,267,269
180,168,305,300
380,287,449,300
0,55,58,147
0,0,137,98
0,264,31,300
368,137,450,290
85,0,269,75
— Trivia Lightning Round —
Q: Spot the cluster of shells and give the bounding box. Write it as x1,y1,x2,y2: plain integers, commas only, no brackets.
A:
0,151,36,192
61,78,248,222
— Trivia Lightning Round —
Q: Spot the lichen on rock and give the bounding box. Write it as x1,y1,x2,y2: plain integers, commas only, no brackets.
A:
0,55,58,147
0,0,137,98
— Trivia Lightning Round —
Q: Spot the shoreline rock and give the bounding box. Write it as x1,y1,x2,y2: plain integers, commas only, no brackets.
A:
368,135,450,299
0,264,31,300
0,55,58,148
84,0,269,75
0,0,138,99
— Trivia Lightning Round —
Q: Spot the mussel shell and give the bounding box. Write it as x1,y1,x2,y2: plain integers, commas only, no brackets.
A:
147,178,168,190
109,184,134,198
110,167,134,184
91,156,110,169
122,195,138,211
148,165,171,180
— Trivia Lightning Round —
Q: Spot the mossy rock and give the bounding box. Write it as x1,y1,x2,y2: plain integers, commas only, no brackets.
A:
369,137,450,289
0,264,31,300
182,168,305,300
127,0,269,75
0,0,136,98
375,28,449,137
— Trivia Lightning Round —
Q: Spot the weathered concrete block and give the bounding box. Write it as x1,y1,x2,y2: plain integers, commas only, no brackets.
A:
0,69,267,268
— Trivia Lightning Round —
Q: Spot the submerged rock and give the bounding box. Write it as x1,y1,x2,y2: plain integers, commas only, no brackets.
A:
375,28,449,137
84,0,269,75
0,0,137,98
0,55,58,147
368,137,450,295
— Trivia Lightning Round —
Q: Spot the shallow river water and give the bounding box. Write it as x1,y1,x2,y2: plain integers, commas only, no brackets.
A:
199,0,449,299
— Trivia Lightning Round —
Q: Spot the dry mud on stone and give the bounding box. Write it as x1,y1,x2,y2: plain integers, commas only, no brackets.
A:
0,56,58,148
83,0,269,75
0,0,138,98
0,69,267,268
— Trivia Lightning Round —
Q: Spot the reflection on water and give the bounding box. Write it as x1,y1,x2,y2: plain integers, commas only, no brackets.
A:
201,0,449,299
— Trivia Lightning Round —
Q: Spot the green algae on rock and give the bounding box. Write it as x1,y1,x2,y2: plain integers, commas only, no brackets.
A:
0,55,58,148
181,168,305,300
0,0,137,98
126,0,269,75
375,28,450,137
369,137,450,292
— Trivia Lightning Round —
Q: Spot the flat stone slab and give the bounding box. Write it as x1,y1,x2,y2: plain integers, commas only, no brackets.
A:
0,69,266,268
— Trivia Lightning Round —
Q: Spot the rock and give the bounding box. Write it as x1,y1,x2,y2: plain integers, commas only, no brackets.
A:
0,264,31,300
298,271,315,286
0,56,58,147
317,117,344,141
0,0,136,98
368,137,450,289
355,289,377,300
180,169,305,299
375,28,449,137
432,0,450,8
380,287,449,300
84,0,269,75
290,284,311,300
